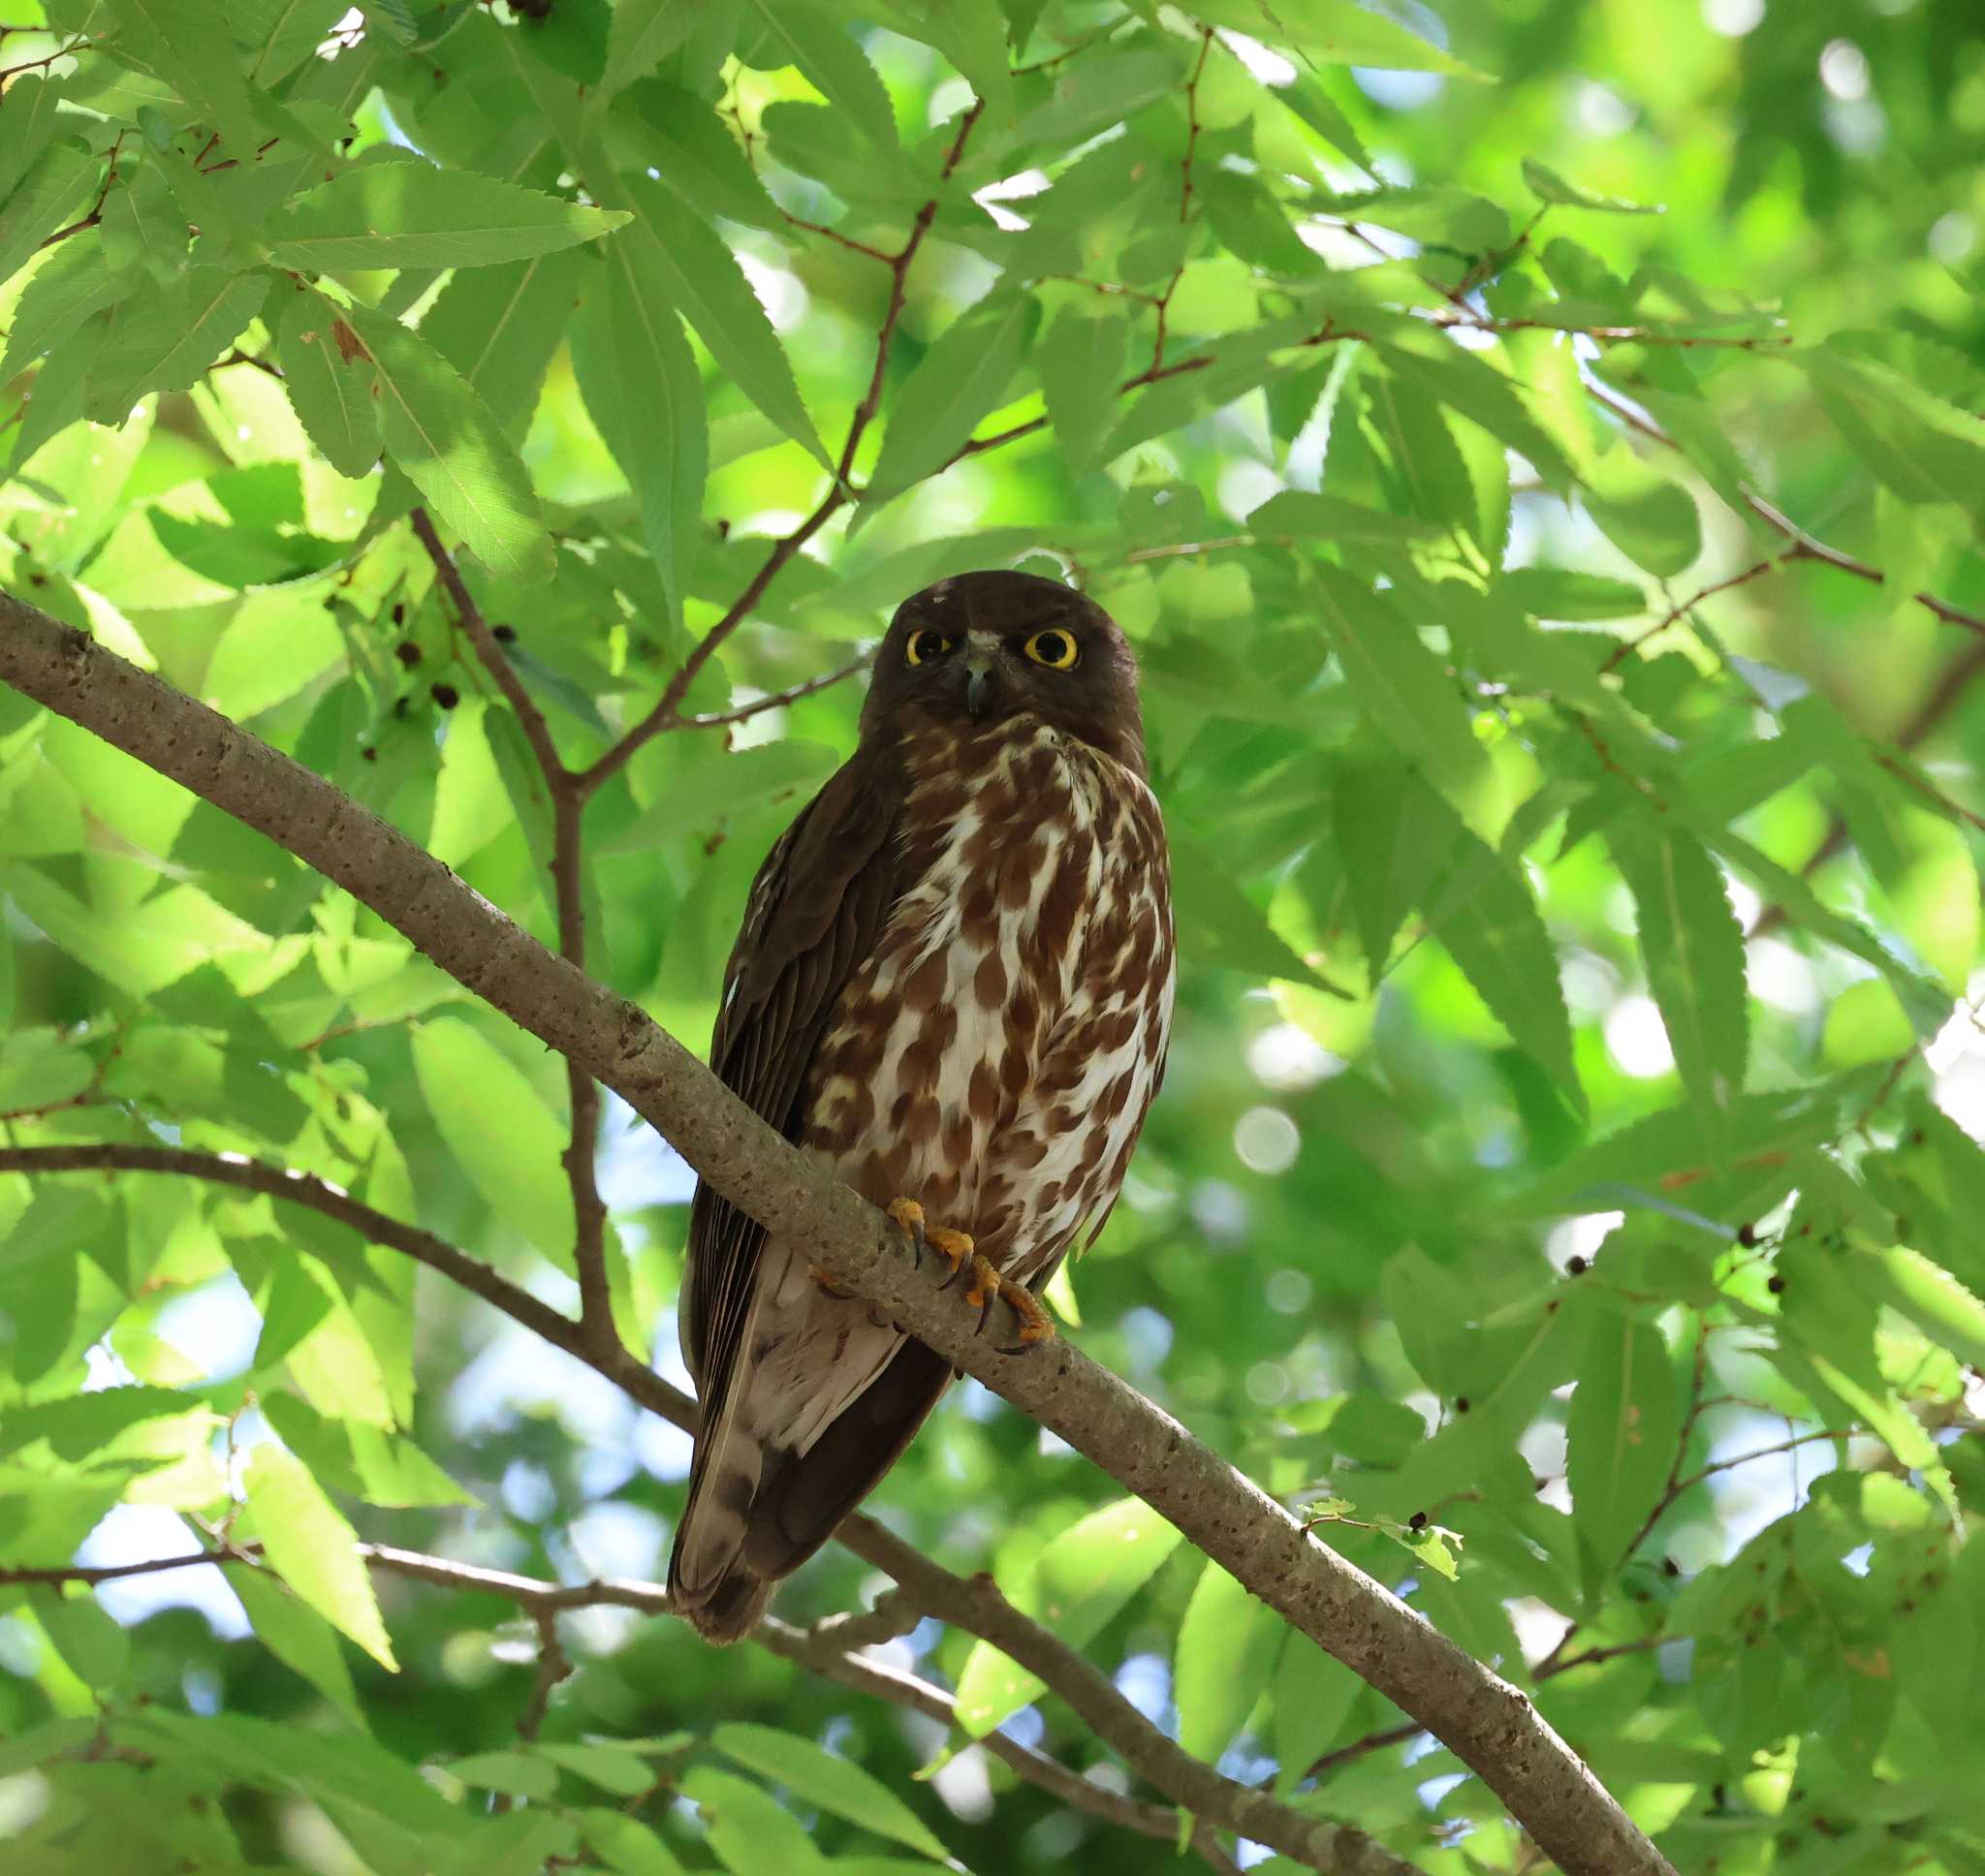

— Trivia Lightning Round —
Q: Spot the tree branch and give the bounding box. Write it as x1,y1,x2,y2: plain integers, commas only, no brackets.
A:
0,593,1675,1876
1584,380,1985,642
410,506,613,1351
0,1141,1359,1872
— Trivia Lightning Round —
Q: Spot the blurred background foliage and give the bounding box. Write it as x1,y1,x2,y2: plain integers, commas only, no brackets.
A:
2,0,1984,1872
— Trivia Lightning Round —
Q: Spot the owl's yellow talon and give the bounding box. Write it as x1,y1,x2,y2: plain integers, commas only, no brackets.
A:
807,1263,855,1298
928,1227,974,1282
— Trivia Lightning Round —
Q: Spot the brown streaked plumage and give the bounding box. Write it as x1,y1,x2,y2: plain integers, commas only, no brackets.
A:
669,570,1176,1643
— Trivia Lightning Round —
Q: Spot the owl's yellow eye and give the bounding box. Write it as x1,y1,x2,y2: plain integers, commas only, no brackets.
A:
904,629,954,667
1023,629,1080,671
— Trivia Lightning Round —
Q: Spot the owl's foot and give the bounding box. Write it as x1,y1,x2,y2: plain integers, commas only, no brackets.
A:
806,1265,855,1298
962,1255,1058,1354
887,1197,974,1280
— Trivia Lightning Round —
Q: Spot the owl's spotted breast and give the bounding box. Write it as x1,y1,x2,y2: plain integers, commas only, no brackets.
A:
803,711,1174,1277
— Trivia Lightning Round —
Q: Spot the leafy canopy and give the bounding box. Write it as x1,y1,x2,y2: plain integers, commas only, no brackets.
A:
1,0,1984,1873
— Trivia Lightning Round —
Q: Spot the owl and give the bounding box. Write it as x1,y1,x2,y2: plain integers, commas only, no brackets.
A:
668,570,1176,1642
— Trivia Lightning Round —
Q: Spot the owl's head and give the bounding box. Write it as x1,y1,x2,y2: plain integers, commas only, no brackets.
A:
862,570,1147,774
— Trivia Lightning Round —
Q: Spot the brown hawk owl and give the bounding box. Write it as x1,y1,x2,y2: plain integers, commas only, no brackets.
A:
668,570,1176,1643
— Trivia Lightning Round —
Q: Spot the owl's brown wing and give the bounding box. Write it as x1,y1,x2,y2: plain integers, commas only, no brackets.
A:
679,746,903,1419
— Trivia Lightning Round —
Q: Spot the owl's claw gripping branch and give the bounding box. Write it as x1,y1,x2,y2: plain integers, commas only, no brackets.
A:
886,1196,975,1281
964,1256,1058,1353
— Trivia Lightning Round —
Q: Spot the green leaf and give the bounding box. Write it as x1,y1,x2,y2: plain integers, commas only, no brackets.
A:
612,174,830,469
275,289,381,478
243,1443,397,1670
231,1560,365,1726
598,0,697,102
1564,1312,1682,1600
863,295,1038,508
580,1810,688,1876
737,0,898,143
1174,1561,1280,1765
1272,1636,1362,1796
1501,567,1647,620
533,1742,655,1798
680,1767,826,1875
1312,565,1478,784
712,1724,950,1861
259,1393,474,1509
1191,0,1489,77
1871,1247,1985,1372
1246,488,1445,545
954,1499,1182,1737
1610,820,1748,1114
0,234,138,383
110,0,268,163
571,243,707,631
410,1016,576,1266
0,75,69,203
1583,446,1702,578
83,267,270,422
421,247,590,442
1521,157,1660,214
343,302,552,583
1802,347,1985,526
39,1590,130,1690
450,1751,558,1799
618,83,783,230
1417,792,1582,1105
1171,829,1345,994
1038,309,1128,474
267,163,628,269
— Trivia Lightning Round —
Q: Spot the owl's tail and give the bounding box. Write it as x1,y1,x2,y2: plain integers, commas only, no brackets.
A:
669,1391,776,1645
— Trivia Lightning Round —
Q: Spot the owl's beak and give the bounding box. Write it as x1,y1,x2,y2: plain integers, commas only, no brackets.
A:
962,657,995,721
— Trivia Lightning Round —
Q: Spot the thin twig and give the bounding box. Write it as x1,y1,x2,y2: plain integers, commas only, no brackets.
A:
1584,381,1985,641
667,653,873,731
410,507,613,1349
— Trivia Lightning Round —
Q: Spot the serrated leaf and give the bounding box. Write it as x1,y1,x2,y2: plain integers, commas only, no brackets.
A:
713,1724,950,1861
0,143,103,296
1501,567,1647,620
1247,488,1445,544
580,1811,688,1876
83,267,270,422
268,163,628,269
954,1499,1182,1737
421,247,587,443
1038,308,1128,473
275,289,381,477
863,295,1038,508
534,1742,655,1797
450,1751,559,1799
1583,446,1701,578
681,1767,826,1875
1175,1561,1280,1765
1802,347,1985,526
1193,0,1488,76
1417,791,1582,1104
244,1443,396,1670
0,234,138,383
410,1016,575,1265
1611,821,1748,1114
1171,829,1344,993
232,1561,364,1726
620,82,782,230
1521,157,1660,214
344,302,552,583
613,174,828,468
738,0,898,143
571,243,706,630
1363,368,1476,536
599,0,697,101
1312,565,1477,783
1272,1636,1362,1796
109,0,267,167
1564,1313,1682,1601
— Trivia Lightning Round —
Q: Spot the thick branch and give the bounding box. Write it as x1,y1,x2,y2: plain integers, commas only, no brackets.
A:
0,595,1673,1876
